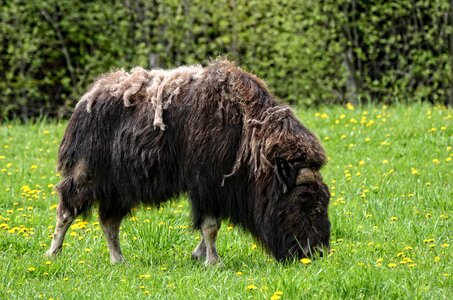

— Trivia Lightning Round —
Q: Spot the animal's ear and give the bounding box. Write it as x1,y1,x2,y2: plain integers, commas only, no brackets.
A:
275,157,297,193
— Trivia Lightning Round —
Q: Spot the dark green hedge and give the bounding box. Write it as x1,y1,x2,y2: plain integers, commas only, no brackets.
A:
1,0,451,119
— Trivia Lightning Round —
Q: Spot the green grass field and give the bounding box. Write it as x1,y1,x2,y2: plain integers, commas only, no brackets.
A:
0,103,451,299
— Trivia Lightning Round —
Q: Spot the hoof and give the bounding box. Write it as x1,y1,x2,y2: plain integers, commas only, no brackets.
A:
110,255,125,264
44,249,59,258
204,257,223,267
191,247,206,260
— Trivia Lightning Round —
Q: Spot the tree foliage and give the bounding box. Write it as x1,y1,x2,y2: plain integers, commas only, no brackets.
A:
0,0,451,119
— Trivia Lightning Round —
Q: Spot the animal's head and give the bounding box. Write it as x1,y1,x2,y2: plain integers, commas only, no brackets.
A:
260,157,331,261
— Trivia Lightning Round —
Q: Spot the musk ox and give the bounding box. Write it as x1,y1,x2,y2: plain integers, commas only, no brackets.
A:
45,60,330,265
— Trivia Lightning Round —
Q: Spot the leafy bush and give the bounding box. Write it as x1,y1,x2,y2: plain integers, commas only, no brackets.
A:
0,0,451,119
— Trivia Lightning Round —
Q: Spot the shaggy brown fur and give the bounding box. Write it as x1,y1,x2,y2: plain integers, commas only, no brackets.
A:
46,60,330,265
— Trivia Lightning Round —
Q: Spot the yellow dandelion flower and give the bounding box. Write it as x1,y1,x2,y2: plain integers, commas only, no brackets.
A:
432,159,440,164
236,271,243,276
45,261,52,265
387,263,397,268
446,157,452,162
404,246,413,251
423,238,435,243
271,295,281,300
346,102,354,110
300,258,311,265
376,258,384,263
366,120,375,127
434,256,440,263
441,243,449,248
251,243,257,250
428,244,436,248
246,284,258,291
410,168,419,175
84,248,91,252
390,216,398,221
28,267,36,272
382,160,389,164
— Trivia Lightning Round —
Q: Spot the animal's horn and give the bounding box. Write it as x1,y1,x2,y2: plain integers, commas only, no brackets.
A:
296,168,319,185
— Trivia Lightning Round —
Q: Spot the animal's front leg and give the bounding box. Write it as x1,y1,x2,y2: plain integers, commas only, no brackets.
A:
99,215,124,263
191,237,206,260
200,217,221,266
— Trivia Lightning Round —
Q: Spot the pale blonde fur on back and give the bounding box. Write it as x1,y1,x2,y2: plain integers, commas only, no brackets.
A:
77,65,203,130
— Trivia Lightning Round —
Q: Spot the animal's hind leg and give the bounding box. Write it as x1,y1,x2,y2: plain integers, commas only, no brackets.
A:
45,202,76,257
192,217,221,266
99,212,125,264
